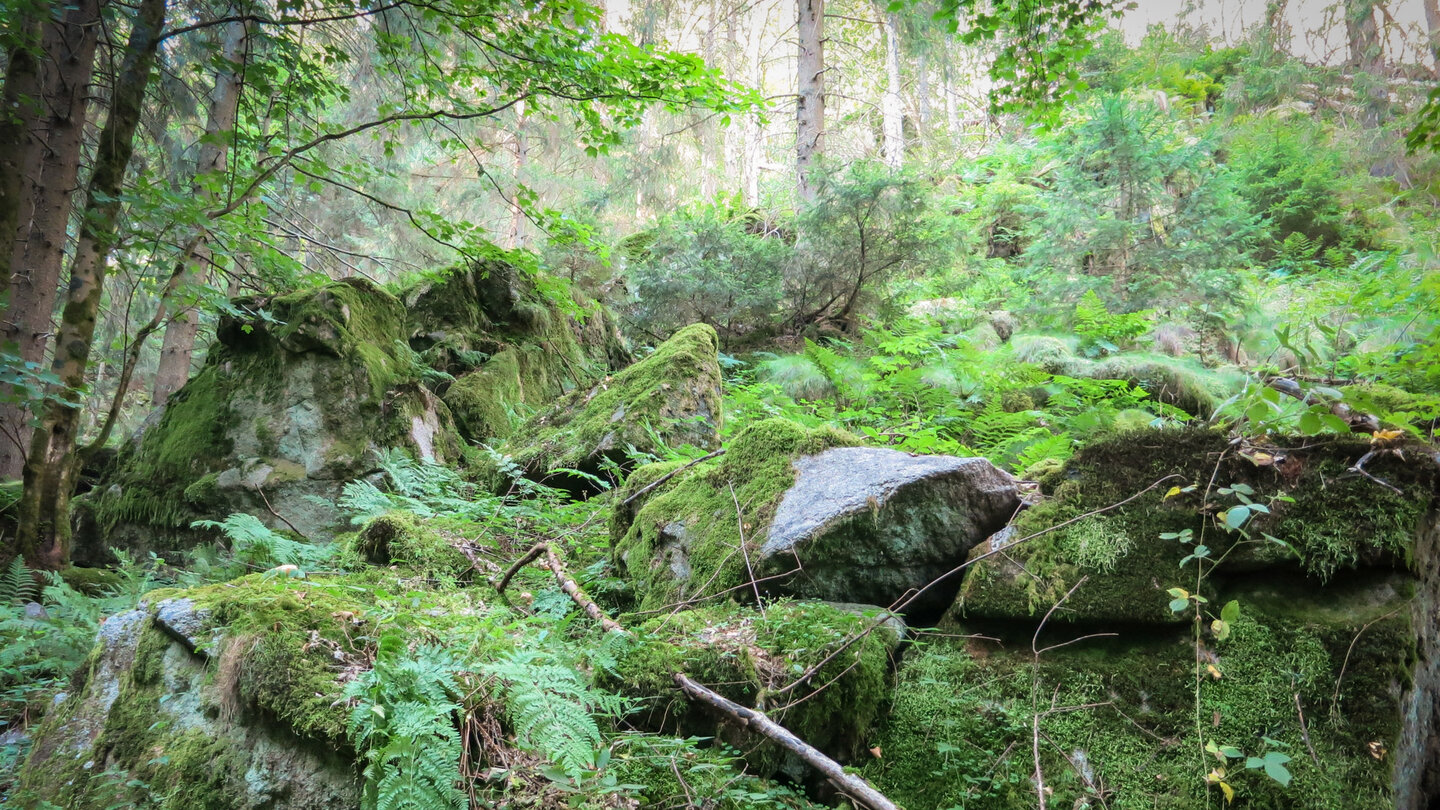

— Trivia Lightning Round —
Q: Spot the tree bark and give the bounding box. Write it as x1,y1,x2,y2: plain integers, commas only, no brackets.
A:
795,0,824,201
742,0,767,206
15,0,167,570
506,99,528,250
0,0,103,482
1425,0,1440,77
152,18,248,408
0,4,46,304
916,50,930,145
878,6,904,170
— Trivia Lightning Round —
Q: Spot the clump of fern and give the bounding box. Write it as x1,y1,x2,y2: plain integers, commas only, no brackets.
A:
345,638,466,810
191,513,339,572
481,648,629,782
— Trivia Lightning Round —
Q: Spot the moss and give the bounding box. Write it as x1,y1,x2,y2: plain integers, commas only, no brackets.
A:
612,418,861,611
871,582,1411,809
57,566,122,595
508,323,725,488
955,427,1437,624
608,601,897,769
444,349,526,442
353,510,474,582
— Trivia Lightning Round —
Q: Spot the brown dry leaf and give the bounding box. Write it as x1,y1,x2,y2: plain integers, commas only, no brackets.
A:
869,746,883,759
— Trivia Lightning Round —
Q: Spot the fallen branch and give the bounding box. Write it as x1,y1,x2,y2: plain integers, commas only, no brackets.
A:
486,540,903,810
673,673,902,810
539,544,624,634
1348,450,1403,495
494,542,547,594
620,448,725,508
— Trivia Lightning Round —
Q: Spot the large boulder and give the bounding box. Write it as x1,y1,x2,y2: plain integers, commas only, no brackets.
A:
16,588,361,809
82,277,461,559
612,418,1019,619
80,261,628,561
867,426,1440,809
953,427,1435,624
505,323,723,492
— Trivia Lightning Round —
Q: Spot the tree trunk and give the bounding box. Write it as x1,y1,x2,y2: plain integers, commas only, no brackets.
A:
0,0,102,482
15,0,167,570
0,6,46,304
742,0,767,206
916,50,930,145
878,6,903,170
795,0,824,201
506,99,529,250
1425,0,1440,77
944,62,959,139
1346,0,1380,68
152,19,248,408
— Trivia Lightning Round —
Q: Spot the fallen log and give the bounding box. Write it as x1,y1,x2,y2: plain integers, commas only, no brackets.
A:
1267,377,1380,433
492,541,902,810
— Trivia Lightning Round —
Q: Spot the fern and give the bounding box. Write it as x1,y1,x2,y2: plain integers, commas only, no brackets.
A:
482,649,627,781
1014,432,1076,474
0,558,37,606
190,513,337,570
345,641,465,810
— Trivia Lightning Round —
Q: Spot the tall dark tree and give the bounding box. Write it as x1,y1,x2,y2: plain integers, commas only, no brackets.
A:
17,0,167,569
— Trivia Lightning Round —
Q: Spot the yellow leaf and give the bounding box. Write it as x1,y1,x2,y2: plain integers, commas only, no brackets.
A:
1245,451,1274,466
1207,664,1222,679
1372,429,1404,444
1164,485,1182,500
1220,781,1235,803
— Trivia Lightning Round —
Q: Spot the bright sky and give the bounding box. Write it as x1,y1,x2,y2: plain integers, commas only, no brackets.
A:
1120,0,1433,66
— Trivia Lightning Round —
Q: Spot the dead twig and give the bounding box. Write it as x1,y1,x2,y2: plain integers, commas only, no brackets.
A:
494,542,547,594
1330,606,1405,718
673,673,902,810
1293,691,1322,769
1348,450,1403,495
253,484,310,541
729,480,765,614
621,448,726,507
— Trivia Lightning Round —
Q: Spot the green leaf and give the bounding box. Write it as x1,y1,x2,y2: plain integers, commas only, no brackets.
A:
1169,597,1190,613
1264,759,1292,787
1220,600,1240,624
1224,506,1251,531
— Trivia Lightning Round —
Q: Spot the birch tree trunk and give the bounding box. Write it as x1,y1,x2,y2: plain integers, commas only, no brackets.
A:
152,19,249,408
742,0,767,206
879,7,904,170
795,0,824,201
507,99,528,250
1424,0,1439,76
916,50,930,146
0,0,102,482
15,0,167,569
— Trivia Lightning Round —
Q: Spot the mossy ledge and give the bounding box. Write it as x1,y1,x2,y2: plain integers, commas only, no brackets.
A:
955,426,1438,624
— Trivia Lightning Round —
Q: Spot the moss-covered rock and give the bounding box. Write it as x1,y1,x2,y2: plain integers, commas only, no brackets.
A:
870,569,1414,809
81,277,461,560
611,418,861,611
613,417,1016,618
14,587,363,809
506,323,724,493
954,427,1437,625
607,600,901,780
353,510,474,581
79,261,629,563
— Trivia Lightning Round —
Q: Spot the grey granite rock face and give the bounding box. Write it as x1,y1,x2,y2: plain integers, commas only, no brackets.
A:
757,446,1019,619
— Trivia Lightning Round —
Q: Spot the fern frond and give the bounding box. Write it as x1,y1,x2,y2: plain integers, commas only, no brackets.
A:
1,557,38,605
